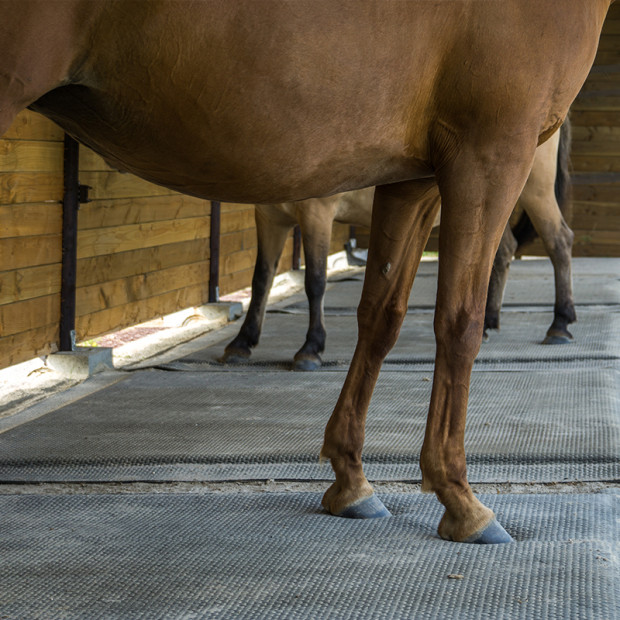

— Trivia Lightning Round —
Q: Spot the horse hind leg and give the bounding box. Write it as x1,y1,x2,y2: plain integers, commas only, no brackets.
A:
484,223,518,340
320,179,440,518
517,130,576,344
220,206,292,363
292,203,336,371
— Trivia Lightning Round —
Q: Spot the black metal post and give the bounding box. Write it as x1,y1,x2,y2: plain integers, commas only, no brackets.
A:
209,200,221,302
349,225,356,242
59,135,80,351
292,225,302,270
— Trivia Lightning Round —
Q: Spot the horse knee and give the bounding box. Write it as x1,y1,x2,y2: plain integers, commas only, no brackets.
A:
357,296,407,358
434,310,484,360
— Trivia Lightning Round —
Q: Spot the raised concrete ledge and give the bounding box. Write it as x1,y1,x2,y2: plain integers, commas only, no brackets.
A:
194,302,243,323
46,346,114,379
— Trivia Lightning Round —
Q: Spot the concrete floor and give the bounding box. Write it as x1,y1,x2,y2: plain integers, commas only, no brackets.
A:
0,257,618,619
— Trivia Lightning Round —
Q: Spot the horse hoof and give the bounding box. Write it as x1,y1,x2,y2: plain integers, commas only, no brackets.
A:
219,349,251,364
542,334,573,345
331,494,391,519
462,519,514,544
293,356,321,371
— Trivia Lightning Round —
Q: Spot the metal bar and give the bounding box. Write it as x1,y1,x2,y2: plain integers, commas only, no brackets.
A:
292,225,302,270
209,200,221,302
59,135,80,351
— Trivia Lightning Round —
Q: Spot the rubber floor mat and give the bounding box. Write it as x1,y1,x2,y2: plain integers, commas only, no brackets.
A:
0,368,617,483
320,258,620,309
0,492,617,619
179,309,620,369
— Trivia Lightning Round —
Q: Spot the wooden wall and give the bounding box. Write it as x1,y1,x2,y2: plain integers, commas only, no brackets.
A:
74,149,212,339
569,3,620,257
0,113,334,371
0,112,64,369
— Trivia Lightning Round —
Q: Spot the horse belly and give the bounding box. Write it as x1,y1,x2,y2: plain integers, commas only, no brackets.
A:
31,1,445,203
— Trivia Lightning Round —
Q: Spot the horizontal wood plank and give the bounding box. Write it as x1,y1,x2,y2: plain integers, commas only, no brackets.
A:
2,111,63,142
0,140,64,173
222,202,256,214
0,203,62,239
220,269,253,297
76,239,209,287
571,154,620,173
76,286,207,340
0,293,60,338
571,125,620,143
0,235,62,271
0,264,61,306
77,216,210,259
78,195,210,230
221,208,255,234
77,261,209,316
570,108,620,127
0,324,59,370
78,171,177,201
222,248,258,276
0,172,63,205
79,148,117,172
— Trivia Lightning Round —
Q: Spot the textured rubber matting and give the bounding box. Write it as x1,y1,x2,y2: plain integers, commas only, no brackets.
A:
320,258,620,309
182,308,620,369
1,368,617,483
0,492,617,619
316,274,620,310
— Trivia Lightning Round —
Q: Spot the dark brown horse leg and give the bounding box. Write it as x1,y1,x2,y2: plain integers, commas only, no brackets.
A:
293,205,335,371
420,143,536,543
321,179,440,518
484,223,518,340
221,207,292,363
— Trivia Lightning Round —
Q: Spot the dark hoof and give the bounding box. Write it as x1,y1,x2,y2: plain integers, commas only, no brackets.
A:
293,358,321,371
542,331,573,345
333,494,391,519
293,354,322,371
218,348,251,364
482,330,490,343
462,519,513,544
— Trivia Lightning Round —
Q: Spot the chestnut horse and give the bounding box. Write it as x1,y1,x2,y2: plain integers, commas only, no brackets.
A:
222,121,574,370
1,1,611,543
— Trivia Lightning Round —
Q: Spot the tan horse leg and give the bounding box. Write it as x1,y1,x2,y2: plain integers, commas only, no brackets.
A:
484,129,575,343
321,179,441,518
420,141,537,543
517,134,576,344
293,201,338,370
221,206,294,363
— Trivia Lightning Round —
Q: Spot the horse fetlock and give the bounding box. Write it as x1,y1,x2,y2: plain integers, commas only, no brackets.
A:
484,312,500,331
554,302,577,325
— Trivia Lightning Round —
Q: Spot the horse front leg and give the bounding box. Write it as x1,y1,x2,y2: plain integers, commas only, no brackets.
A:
420,139,537,543
221,206,292,363
321,179,440,518
292,203,335,371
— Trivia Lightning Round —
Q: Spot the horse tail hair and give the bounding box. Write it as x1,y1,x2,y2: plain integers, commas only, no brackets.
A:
512,117,573,251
